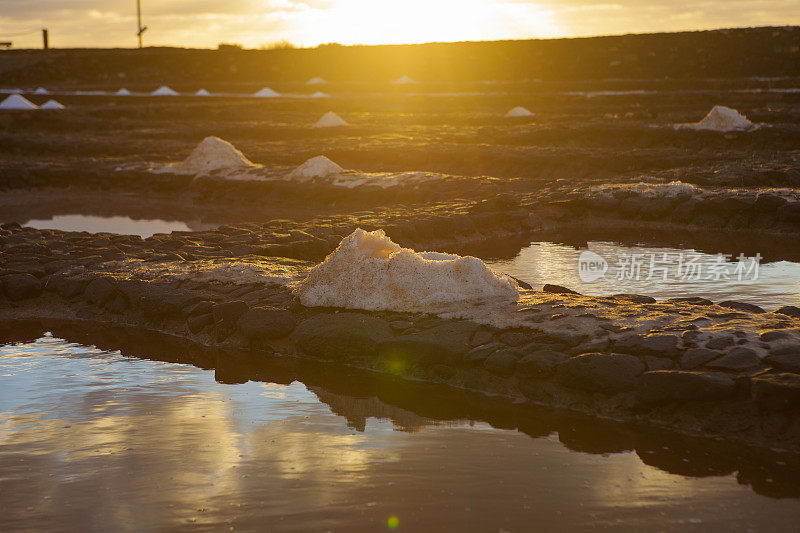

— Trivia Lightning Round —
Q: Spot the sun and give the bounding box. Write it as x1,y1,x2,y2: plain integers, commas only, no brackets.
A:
290,0,560,46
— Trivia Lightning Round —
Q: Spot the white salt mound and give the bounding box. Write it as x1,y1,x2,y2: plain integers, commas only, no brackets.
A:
34,87,50,95
311,91,330,98
289,155,343,180
116,88,132,96
307,77,328,85
505,106,533,117
180,136,255,173
151,86,179,96
313,111,347,128
254,87,279,98
195,89,211,96
40,99,65,110
0,94,38,110
690,106,754,132
298,229,519,312
393,75,415,84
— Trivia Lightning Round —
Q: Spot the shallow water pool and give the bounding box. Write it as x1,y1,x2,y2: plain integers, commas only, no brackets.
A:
2,335,800,531
23,214,215,238
488,240,800,310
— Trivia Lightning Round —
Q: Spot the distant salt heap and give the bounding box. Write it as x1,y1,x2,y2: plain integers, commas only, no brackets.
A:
116,88,132,96
592,180,700,199
311,91,330,98
307,77,328,85
254,87,279,98
195,89,211,96
313,111,347,128
178,136,256,173
685,106,755,132
298,229,519,312
505,106,533,117
40,99,65,110
289,155,343,180
393,75,415,84
151,86,179,96
0,94,38,110
33,87,50,95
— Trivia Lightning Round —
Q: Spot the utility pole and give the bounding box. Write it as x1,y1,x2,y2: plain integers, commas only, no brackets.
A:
42,28,49,50
136,0,147,48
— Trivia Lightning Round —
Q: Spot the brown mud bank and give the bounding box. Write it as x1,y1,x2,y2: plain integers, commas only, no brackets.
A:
2,221,800,454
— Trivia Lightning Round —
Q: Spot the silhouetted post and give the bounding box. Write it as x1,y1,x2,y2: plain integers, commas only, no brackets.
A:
136,0,147,48
42,29,49,50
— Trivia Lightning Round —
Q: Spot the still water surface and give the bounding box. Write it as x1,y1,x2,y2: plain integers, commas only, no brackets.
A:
488,241,800,309
2,335,800,531
23,214,215,238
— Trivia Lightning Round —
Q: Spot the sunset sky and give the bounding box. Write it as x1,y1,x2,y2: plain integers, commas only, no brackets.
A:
1,0,799,49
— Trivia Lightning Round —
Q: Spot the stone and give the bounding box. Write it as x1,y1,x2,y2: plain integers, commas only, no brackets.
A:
497,330,530,347
46,276,88,299
706,347,760,371
751,373,800,410
462,343,502,365
706,335,735,350
185,301,214,317
542,284,581,295
718,300,766,314
212,300,249,328
640,334,681,357
665,296,714,306
680,348,721,369
378,321,478,365
760,330,797,343
775,306,800,318
612,294,656,304
84,277,117,305
556,353,645,393
635,371,736,405
483,351,519,377
645,356,675,371
237,307,295,340
567,337,611,355
516,350,569,378
294,312,393,361
470,329,494,347
764,349,800,374
1,273,42,301
188,313,214,333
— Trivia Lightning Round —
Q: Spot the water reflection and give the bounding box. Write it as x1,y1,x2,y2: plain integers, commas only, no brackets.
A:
23,214,215,238
1,322,800,531
488,240,800,309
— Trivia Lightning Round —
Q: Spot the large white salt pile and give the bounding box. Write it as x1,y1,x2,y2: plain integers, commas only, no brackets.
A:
40,99,65,110
195,89,211,96
687,106,755,132
311,91,330,98
34,87,50,95
393,75,415,84
298,229,519,312
0,94,39,110
254,87,279,98
307,77,328,85
179,136,256,173
116,88,132,96
313,111,347,128
505,106,533,117
289,155,343,180
151,86,179,96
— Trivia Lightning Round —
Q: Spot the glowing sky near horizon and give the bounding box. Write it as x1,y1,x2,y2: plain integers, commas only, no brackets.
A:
1,0,799,48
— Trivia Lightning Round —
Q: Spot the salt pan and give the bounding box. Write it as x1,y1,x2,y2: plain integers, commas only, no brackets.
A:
313,111,347,128
151,86,178,96
289,155,343,180
506,106,533,117
298,229,519,312
0,94,38,110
